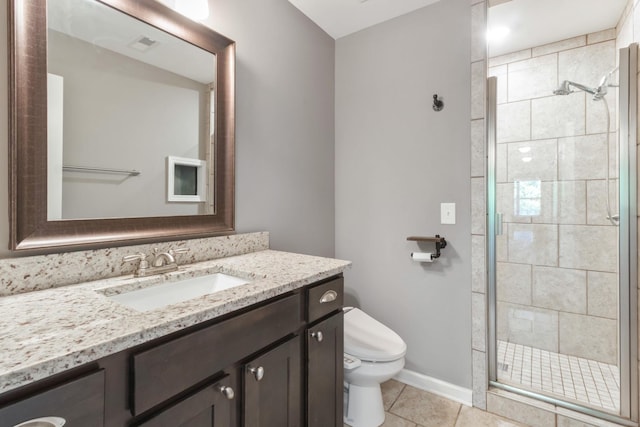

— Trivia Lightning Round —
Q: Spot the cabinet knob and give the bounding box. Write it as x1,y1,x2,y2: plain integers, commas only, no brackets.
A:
218,385,235,400
248,365,265,381
311,331,324,342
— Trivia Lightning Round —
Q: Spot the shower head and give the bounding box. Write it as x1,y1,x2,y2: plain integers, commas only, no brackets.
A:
553,67,618,100
554,80,597,97
553,80,574,96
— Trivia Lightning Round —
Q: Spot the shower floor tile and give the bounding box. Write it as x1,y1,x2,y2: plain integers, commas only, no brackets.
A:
497,340,620,413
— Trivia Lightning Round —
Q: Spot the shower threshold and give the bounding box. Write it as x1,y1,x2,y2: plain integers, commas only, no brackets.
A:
497,340,620,413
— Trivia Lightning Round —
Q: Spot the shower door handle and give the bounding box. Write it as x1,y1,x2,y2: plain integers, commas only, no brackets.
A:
496,213,504,236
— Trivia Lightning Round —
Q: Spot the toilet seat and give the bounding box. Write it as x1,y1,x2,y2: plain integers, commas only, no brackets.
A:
344,308,407,362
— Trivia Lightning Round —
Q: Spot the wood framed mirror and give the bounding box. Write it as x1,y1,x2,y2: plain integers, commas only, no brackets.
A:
8,0,235,251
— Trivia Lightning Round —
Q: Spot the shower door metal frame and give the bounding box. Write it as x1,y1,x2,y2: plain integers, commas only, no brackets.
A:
486,44,639,425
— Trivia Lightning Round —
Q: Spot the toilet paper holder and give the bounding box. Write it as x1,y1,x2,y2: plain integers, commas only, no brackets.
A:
406,235,447,259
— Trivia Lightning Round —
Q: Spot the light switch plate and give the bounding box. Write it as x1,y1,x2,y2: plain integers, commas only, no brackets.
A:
441,203,456,225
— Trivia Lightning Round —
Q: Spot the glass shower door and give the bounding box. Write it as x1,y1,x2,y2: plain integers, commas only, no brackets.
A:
487,43,637,422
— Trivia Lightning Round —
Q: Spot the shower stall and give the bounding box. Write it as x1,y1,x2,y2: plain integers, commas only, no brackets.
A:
485,33,638,424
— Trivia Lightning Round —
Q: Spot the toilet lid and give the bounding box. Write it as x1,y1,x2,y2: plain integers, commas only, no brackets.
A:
344,308,407,362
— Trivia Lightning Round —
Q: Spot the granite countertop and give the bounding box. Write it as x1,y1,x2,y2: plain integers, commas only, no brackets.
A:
0,249,351,394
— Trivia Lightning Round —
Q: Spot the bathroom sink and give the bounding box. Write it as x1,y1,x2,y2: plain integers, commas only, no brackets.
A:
107,273,250,312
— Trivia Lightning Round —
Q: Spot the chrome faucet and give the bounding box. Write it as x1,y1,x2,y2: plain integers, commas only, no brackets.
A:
123,247,190,277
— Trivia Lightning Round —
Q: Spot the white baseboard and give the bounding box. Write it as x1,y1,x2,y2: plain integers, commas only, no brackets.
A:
394,368,473,407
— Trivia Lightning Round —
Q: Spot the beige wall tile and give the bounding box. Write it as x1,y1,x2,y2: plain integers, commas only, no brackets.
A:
533,181,587,225
556,408,621,427
455,405,526,426
532,36,586,57
587,28,616,45
497,183,532,224
497,224,508,262
508,223,558,267
472,350,487,409
558,134,608,181
487,391,556,427
472,291,487,351
472,235,486,293
490,49,532,68
472,61,487,120
587,271,618,319
497,302,559,352
531,93,585,139
488,64,508,104
559,225,617,272
533,266,587,314
471,119,485,178
508,54,558,102
471,3,486,63
586,180,618,225
586,95,616,134
498,101,531,143
559,312,617,364
497,262,532,305
472,177,486,235
497,143,507,183
558,41,616,93
507,140,558,182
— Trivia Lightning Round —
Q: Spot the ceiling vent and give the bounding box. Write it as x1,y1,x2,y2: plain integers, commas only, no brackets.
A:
129,36,158,52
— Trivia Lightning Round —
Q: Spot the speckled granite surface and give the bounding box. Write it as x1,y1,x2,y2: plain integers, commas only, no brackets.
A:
0,232,269,296
0,249,351,394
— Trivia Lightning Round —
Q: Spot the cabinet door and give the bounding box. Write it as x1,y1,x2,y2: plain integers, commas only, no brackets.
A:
243,336,301,427
136,373,237,427
0,370,104,427
307,312,344,427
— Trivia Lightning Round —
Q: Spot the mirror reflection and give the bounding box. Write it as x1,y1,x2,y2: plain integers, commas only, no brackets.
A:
46,0,216,220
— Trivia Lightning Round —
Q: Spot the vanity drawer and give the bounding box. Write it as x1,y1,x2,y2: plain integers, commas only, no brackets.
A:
307,277,343,323
0,370,105,427
132,293,302,415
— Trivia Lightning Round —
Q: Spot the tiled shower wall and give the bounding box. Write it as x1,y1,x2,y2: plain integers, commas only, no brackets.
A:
489,31,619,365
471,0,640,423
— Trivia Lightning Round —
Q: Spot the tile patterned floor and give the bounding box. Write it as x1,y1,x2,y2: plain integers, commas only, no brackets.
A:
344,380,527,427
497,340,620,412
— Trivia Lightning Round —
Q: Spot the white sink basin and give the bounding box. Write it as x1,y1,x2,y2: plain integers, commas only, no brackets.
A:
107,273,249,312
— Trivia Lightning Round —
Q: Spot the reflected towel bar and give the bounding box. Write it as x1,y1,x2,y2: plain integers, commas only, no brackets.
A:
62,165,141,176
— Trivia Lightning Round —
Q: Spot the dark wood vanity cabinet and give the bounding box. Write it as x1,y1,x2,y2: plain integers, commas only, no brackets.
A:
135,372,238,427
0,275,344,427
306,313,344,427
243,337,302,426
305,278,344,427
0,370,105,427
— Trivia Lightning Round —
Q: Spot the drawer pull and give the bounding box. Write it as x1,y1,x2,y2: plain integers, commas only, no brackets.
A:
248,365,265,381
218,385,235,400
14,417,66,427
319,290,337,303
311,331,324,342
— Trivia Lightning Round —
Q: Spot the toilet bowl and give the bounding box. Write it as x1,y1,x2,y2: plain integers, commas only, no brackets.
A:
343,307,407,427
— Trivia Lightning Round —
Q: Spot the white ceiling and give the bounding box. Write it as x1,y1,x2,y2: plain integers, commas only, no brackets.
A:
489,0,628,57
48,0,215,84
287,0,441,39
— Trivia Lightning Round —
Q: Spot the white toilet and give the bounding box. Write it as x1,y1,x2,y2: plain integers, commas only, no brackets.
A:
343,307,407,427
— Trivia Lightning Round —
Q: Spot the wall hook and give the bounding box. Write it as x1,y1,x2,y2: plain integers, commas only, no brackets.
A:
432,94,444,112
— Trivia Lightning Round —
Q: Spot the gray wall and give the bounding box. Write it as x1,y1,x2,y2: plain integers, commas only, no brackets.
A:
335,0,472,388
0,0,335,258
208,0,336,257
